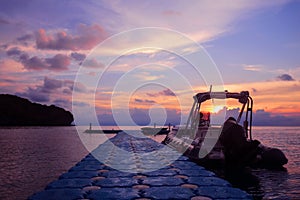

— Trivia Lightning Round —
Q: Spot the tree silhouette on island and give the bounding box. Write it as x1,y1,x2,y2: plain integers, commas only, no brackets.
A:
0,94,73,126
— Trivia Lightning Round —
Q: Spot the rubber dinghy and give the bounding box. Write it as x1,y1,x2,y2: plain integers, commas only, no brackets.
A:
162,90,288,169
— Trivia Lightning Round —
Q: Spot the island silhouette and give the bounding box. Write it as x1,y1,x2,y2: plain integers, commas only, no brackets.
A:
0,94,73,126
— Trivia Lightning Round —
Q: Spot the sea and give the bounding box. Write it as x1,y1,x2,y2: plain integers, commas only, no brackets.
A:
0,126,299,200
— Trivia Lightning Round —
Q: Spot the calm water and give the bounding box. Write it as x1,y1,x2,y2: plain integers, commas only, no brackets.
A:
0,126,299,200
0,127,89,200
250,126,300,199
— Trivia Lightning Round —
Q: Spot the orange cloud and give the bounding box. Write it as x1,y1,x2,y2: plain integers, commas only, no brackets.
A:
223,81,300,115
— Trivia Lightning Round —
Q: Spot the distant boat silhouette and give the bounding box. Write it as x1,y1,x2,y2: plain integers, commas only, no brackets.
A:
84,123,122,134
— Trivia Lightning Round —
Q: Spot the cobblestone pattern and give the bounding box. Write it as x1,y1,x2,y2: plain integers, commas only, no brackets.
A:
29,132,253,200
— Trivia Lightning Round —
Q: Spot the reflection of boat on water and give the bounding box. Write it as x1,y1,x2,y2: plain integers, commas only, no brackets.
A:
163,90,288,169
141,127,170,135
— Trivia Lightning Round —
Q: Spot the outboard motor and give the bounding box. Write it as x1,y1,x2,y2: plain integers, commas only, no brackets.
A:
260,148,288,169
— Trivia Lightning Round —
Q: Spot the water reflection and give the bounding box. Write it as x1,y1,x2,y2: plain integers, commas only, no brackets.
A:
0,127,89,200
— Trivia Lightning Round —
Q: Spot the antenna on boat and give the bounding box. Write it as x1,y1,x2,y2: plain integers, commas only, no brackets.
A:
209,85,214,104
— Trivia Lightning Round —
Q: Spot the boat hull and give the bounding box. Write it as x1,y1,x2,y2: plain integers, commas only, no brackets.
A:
84,129,122,134
162,127,288,169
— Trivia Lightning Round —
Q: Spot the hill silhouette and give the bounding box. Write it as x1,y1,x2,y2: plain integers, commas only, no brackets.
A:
0,94,73,126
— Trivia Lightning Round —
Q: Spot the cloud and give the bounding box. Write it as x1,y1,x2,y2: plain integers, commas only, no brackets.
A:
17,87,50,103
71,52,86,61
16,76,90,107
147,89,176,97
27,88,50,102
243,64,264,71
253,109,300,126
43,77,63,91
45,54,71,71
6,48,71,71
98,112,118,126
63,80,89,94
107,0,290,43
0,58,25,72
17,77,62,101
211,106,300,126
19,53,70,71
159,89,176,96
73,101,90,107
35,24,107,50
134,98,156,104
251,88,257,93
19,54,47,70
276,74,295,81
0,17,10,25
6,47,22,56
83,58,105,68
53,99,71,110
17,34,33,42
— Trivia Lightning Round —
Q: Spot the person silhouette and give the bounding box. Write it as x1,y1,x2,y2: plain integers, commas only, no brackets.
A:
219,117,260,169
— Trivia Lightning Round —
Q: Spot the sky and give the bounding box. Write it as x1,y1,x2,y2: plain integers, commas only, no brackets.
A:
0,0,300,126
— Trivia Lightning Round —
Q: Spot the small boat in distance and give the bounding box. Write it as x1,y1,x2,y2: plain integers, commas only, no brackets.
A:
84,123,122,134
141,123,171,135
84,129,122,134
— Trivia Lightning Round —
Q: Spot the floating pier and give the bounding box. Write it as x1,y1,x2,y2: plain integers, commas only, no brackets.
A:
29,132,252,200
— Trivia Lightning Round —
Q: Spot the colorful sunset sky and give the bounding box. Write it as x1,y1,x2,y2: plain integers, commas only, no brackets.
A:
0,0,299,126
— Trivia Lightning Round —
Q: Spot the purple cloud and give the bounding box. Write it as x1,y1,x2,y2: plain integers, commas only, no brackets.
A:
159,89,176,96
53,99,71,110
16,77,88,106
17,77,64,103
19,53,70,71
6,47,22,56
17,34,33,42
147,89,176,97
19,54,49,70
43,77,63,91
276,74,295,81
252,88,257,93
130,108,151,126
253,109,300,126
73,101,89,107
45,54,71,71
134,98,156,104
0,17,9,25
17,87,50,103
71,52,86,61
83,58,105,68
217,107,300,126
63,80,88,94
35,24,107,50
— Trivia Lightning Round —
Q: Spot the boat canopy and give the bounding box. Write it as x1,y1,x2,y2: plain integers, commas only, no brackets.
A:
188,90,253,140
195,91,250,104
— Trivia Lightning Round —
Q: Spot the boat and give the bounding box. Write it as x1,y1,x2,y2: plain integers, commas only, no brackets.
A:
141,123,171,135
84,129,122,134
162,90,288,169
84,123,122,134
141,127,170,135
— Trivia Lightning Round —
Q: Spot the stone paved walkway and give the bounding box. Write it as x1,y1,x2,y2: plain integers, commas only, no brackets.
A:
29,132,253,200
